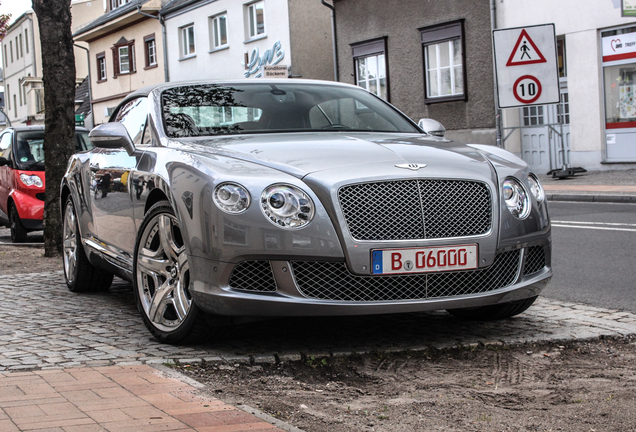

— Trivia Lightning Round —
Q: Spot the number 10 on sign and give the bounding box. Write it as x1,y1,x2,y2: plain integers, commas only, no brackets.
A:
513,75,542,104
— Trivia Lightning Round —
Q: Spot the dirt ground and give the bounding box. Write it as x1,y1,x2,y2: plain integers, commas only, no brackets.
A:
3,237,636,431
0,244,62,274
177,338,636,432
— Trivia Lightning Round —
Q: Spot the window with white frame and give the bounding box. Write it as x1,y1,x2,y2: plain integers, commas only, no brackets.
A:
210,13,228,49
351,37,389,100
420,21,466,103
111,39,135,76
96,52,106,81
109,0,130,11
144,34,157,68
180,24,196,58
246,1,265,39
118,46,130,73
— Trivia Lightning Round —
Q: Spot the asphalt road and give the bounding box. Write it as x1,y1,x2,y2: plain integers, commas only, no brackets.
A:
545,201,636,313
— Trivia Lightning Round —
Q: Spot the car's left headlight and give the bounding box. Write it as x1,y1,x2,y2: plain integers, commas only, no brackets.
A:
527,174,545,203
502,178,530,219
261,184,315,229
20,174,43,188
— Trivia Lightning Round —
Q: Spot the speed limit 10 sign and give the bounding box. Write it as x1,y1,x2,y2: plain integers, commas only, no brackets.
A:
493,24,560,109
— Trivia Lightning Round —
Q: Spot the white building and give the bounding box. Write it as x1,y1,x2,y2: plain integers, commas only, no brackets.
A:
161,0,334,83
0,1,104,126
497,0,636,172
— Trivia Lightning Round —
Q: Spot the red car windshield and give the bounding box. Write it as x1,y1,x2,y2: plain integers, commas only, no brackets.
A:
15,130,92,171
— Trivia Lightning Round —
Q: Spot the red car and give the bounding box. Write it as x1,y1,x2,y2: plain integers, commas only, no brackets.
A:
0,126,92,242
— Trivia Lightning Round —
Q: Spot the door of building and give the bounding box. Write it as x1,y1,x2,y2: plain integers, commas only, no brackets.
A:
519,83,570,173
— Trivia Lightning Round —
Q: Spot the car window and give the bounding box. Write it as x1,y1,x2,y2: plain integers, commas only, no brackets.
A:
76,131,93,151
161,83,419,138
0,132,12,159
114,97,148,144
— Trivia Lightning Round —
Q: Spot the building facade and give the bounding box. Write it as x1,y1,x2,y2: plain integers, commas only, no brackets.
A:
497,0,636,171
74,0,166,125
333,0,497,145
0,1,103,126
161,0,334,83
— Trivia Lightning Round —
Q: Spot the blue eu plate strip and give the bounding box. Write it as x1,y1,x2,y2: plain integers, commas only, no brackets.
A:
372,250,383,275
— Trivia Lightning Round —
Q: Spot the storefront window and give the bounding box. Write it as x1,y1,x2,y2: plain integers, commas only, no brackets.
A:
604,64,636,128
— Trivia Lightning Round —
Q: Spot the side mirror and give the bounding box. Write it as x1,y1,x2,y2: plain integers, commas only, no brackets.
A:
0,157,8,167
418,118,446,137
89,122,136,156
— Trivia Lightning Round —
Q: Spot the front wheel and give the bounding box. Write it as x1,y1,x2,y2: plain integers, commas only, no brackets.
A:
133,200,219,344
62,197,114,292
446,296,538,321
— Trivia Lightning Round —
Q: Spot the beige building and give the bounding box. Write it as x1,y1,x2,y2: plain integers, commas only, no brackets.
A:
74,0,167,125
0,0,103,126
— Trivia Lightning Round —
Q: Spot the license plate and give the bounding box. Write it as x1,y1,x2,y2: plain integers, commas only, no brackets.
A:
371,244,478,275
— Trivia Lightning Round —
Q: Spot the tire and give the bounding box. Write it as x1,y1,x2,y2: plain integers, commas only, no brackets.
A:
9,204,29,243
446,296,538,321
133,200,219,344
62,196,114,292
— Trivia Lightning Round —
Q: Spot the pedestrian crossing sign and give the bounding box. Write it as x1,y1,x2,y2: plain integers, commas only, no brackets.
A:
506,29,547,66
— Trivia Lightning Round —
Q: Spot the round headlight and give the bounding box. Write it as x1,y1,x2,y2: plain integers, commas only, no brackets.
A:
527,175,545,203
502,178,530,219
213,182,251,214
260,184,315,229
20,174,43,188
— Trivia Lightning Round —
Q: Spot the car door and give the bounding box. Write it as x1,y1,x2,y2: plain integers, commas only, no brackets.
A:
89,98,147,266
0,131,14,217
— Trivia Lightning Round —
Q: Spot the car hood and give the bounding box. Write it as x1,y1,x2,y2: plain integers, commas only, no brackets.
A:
175,132,496,181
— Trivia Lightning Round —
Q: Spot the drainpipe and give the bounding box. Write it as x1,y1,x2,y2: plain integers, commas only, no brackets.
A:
321,0,339,82
73,44,92,127
0,108,11,127
137,6,170,82
490,0,503,147
25,13,37,77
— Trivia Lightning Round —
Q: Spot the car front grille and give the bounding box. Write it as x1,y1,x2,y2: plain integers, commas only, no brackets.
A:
338,179,492,241
228,260,277,292
291,250,520,302
523,245,546,276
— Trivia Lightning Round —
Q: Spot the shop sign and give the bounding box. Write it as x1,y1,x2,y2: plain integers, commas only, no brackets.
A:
493,24,560,109
622,0,636,17
263,65,289,78
602,32,636,62
245,41,285,78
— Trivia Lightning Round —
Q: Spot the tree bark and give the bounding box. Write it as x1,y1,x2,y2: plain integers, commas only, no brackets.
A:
32,0,76,257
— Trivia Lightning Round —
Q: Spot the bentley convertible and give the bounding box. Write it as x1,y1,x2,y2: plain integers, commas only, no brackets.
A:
61,79,551,343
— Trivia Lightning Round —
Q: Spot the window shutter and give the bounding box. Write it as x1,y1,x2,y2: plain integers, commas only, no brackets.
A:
112,47,119,77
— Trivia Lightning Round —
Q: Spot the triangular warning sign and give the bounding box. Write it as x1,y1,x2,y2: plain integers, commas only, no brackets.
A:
506,29,547,66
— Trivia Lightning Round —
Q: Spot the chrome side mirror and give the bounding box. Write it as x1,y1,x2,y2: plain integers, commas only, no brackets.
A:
418,118,446,137
89,122,136,156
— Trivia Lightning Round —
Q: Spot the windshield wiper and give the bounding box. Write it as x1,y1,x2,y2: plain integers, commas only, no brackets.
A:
21,161,45,170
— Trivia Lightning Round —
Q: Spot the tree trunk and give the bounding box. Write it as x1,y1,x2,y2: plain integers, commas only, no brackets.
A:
32,0,76,257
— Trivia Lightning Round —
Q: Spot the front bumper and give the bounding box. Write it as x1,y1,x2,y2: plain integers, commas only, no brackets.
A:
190,243,551,317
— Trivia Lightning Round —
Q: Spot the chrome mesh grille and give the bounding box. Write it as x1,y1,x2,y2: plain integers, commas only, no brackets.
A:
338,179,492,240
228,261,277,292
291,250,520,302
523,246,546,276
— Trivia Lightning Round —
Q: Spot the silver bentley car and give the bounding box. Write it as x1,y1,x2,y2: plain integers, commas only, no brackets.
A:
61,80,551,343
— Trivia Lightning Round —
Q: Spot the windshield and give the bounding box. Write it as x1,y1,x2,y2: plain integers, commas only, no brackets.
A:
161,83,420,138
15,130,93,171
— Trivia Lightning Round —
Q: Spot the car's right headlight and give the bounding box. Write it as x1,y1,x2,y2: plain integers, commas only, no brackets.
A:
213,182,251,214
260,184,315,229
527,174,545,203
503,178,530,219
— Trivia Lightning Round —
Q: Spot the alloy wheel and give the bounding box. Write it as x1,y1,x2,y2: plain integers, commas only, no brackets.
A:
136,212,192,332
62,200,78,283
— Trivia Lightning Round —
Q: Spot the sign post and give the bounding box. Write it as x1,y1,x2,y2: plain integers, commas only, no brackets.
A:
493,24,559,109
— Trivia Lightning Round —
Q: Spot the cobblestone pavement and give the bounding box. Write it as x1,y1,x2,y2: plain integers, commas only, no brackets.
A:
2,272,636,371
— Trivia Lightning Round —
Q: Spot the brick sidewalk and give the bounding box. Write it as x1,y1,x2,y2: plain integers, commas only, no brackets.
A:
0,365,283,432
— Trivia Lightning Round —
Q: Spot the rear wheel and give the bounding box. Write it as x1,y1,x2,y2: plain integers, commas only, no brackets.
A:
133,201,219,344
446,296,538,321
62,197,113,292
9,204,28,243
